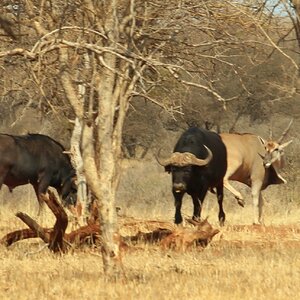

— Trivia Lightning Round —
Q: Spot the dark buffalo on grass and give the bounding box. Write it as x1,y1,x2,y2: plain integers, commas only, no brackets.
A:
0,133,77,210
157,127,227,226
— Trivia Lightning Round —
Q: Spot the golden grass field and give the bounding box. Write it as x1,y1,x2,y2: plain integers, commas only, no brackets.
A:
0,160,299,300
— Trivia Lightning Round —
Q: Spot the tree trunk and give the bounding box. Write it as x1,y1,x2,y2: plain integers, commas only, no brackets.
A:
92,0,123,278
81,120,123,278
60,48,122,277
70,117,88,220
96,73,122,278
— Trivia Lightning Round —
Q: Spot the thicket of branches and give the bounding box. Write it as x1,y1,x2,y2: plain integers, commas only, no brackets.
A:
0,1,298,140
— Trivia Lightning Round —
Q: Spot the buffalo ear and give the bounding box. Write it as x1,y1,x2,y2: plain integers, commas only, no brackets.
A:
164,165,171,173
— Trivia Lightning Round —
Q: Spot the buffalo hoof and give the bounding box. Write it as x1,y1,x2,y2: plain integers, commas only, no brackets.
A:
192,216,201,223
174,216,183,225
219,215,225,227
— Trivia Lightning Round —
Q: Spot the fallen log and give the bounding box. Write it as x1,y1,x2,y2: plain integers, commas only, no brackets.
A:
160,220,220,251
16,212,51,244
1,224,100,248
40,192,68,252
123,228,173,244
66,223,100,245
1,192,219,252
2,216,219,252
2,228,52,247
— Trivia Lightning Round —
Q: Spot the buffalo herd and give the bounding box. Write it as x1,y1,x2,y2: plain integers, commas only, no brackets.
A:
0,123,293,226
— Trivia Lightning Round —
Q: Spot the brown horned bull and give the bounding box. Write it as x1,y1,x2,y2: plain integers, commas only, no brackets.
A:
220,119,293,224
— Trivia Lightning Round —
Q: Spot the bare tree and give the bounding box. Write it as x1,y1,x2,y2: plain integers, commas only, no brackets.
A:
0,0,298,278
243,1,300,71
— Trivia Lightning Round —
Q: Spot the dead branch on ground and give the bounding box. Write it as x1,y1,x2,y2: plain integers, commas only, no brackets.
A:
1,193,219,252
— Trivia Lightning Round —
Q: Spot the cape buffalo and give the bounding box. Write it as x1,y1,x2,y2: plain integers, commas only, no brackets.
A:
0,133,77,209
157,127,227,225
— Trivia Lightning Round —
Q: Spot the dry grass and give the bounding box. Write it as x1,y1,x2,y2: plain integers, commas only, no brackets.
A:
0,159,300,300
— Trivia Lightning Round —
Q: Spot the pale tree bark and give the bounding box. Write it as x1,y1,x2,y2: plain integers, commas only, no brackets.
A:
70,53,92,222
59,42,123,276
93,1,123,277
81,122,123,278
70,118,88,220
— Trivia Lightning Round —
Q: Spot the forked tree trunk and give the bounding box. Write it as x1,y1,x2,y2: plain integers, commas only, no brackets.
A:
58,0,137,278
60,48,122,278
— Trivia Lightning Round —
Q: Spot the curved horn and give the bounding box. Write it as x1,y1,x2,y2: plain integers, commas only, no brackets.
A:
278,119,293,144
156,145,213,167
191,145,213,166
156,151,191,167
155,148,172,166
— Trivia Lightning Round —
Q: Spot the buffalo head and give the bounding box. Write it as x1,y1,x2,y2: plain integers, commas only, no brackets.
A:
60,176,78,207
157,146,213,193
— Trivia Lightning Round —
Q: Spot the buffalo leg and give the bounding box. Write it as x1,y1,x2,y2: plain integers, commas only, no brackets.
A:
33,175,52,214
216,184,225,226
33,185,45,205
0,167,9,193
192,187,208,222
33,185,45,216
191,194,201,222
37,173,53,196
173,192,184,224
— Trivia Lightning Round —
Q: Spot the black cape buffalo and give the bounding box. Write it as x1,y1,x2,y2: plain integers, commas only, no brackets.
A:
157,127,227,225
0,133,77,208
